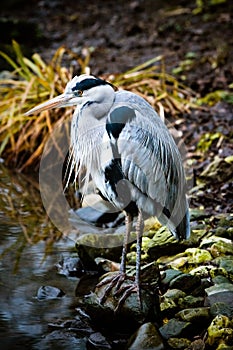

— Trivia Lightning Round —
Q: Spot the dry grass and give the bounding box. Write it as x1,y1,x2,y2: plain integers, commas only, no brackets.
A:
0,41,197,172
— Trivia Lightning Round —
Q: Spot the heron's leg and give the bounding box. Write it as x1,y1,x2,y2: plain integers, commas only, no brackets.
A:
120,213,132,273
135,209,143,305
114,210,144,311
96,213,132,303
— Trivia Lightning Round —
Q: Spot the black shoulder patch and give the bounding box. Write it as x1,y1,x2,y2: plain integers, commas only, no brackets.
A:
106,106,136,139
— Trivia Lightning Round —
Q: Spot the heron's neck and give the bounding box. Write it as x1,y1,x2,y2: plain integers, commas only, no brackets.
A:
82,88,115,119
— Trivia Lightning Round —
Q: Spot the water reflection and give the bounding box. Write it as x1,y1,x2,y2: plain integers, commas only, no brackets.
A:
0,164,79,349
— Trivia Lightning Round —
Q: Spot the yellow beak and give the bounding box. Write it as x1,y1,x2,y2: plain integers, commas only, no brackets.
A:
25,93,72,115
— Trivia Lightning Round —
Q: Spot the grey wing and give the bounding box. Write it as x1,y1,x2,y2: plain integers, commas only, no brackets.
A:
109,99,189,239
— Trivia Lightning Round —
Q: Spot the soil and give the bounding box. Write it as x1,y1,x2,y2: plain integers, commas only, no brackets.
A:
1,0,233,213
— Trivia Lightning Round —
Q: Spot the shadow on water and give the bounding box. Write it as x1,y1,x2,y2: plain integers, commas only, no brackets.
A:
0,164,82,349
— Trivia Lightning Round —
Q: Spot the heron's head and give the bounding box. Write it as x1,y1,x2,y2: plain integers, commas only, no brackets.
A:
25,74,117,116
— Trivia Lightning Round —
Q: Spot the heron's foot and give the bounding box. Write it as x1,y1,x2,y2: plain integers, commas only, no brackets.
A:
96,272,141,311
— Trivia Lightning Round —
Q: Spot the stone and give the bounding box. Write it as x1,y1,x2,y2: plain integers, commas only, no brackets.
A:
169,273,201,293
206,314,233,347
87,332,112,349
175,307,210,323
215,256,233,282
128,322,165,350
147,227,188,259
83,273,159,328
200,235,232,250
76,232,136,269
184,247,212,264
212,275,231,285
205,283,233,311
210,302,233,318
161,269,183,286
36,285,65,300
160,289,186,314
56,256,85,277
185,339,205,350
177,295,204,309
209,267,228,280
157,254,188,270
75,199,122,227
210,239,233,257
189,265,214,278
167,337,191,349
159,318,191,340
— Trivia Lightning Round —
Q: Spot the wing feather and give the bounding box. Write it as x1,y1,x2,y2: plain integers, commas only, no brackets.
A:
107,91,189,239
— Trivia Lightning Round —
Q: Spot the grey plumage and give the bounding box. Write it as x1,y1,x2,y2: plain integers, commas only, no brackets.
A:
67,77,189,240
25,74,190,305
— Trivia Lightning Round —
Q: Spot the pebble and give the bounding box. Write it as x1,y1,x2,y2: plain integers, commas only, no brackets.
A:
87,332,112,349
160,289,186,314
175,307,210,323
169,273,201,293
206,314,233,348
159,318,191,340
184,247,212,264
161,269,183,286
128,322,165,350
205,283,233,310
167,337,191,349
83,272,159,328
37,285,65,300
56,256,85,277
210,302,233,318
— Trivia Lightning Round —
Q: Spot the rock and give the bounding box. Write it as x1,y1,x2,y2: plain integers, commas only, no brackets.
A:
210,302,233,318
189,208,208,221
159,255,189,270
212,275,231,285
56,255,85,277
167,337,191,349
127,236,152,263
184,247,212,264
87,332,112,349
76,232,136,269
83,272,159,329
157,247,212,272
169,273,201,293
189,264,213,278
185,338,205,350
214,256,233,282
36,285,65,300
128,322,165,350
95,257,120,273
200,235,231,249
205,283,233,311
75,198,123,227
177,295,204,309
175,307,210,323
37,329,87,349
210,239,233,257
159,318,191,340
209,267,228,280
160,289,186,314
48,315,94,336
206,314,233,347
161,269,183,287
147,227,188,259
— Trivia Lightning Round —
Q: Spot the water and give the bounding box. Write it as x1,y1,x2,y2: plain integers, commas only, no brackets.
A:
0,165,81,349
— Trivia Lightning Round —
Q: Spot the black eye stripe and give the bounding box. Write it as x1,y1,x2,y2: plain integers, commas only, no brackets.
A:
71,78,117,92
72,78,107,92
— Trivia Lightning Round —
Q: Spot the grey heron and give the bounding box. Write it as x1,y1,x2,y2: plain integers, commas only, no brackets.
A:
26,74,190,305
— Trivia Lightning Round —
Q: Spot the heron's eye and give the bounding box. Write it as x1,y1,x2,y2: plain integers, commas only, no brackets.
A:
75,90,83,97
